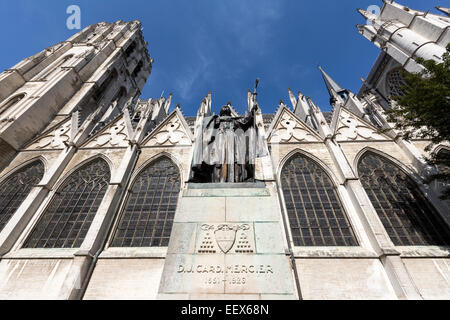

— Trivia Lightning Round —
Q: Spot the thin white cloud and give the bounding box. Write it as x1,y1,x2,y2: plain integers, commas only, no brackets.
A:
215,1,283,59
175,50,213,100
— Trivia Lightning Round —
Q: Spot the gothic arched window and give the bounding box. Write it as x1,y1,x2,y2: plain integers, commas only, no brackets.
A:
78,69,119,124
110,156,181,247
281,154,358,246
0,160,44,233
23,158,110,249
386,68,407,99
112,87,127,107
358,152,450,246
0,93,26,116
93,69,118,102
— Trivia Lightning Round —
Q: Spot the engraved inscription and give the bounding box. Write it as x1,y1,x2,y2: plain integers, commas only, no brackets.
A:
177,264,274,286
177,264,273,274
205,276,246,286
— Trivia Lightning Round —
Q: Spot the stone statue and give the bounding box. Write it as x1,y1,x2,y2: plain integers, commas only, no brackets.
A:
190,102,267,183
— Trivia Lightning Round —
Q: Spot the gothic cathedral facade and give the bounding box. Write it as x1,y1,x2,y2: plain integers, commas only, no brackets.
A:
0,1,448,300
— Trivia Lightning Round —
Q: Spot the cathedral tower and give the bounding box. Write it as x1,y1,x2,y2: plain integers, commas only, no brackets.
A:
357,1,449,73
0,20,152,168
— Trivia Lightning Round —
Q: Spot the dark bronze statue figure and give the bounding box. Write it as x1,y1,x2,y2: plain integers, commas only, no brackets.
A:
190,102,267,183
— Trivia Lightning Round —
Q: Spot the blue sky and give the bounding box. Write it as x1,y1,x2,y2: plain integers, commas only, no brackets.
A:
0,0,445,114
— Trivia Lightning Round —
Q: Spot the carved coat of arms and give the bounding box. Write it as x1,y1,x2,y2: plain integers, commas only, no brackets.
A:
200,224,250,254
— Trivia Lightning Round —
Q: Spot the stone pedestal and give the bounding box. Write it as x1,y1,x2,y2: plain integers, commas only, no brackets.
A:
157,183,297,300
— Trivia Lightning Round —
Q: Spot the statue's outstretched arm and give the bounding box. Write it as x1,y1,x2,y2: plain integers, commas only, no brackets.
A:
206,115,219,128
237,106,259,130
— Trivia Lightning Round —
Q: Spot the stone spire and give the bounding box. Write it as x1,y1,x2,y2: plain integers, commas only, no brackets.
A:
318,66,372,123
289,89,316,129
164,93,173,114
288,88,297,110
306,96,333,139
318,66,348,107
151,94,172,123
197,92,211,116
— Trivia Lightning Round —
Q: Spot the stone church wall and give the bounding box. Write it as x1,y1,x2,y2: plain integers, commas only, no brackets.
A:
0,3,449,299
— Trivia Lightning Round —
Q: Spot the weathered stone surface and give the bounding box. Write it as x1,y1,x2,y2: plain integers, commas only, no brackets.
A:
403,258,450,300
176,197,226,223
167,223,197,255
223,254,294,294
226,196,279,222
183,188,270,198
261,294,297,300
187,182,266,189
83,259,165,300
254,222,286,254
0,259,74,300
295,258,397,300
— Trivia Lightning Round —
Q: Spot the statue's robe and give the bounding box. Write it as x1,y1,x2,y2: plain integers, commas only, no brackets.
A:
191,109,267,183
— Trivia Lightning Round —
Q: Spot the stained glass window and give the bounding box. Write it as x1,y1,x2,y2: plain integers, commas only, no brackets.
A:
358,152,450,246
0,160,44,233
387,68,407,99
23,158,110,248
110,156,180,247
281,154,358,246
